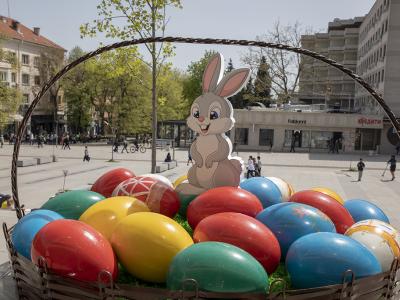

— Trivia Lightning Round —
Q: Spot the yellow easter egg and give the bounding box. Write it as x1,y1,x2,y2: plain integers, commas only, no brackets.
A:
311,187,344,205
173,174,188,188
79,196,149,240
111,212,193,282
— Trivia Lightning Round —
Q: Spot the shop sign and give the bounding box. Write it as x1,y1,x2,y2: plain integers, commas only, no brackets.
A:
288,119,306,125
357,117,382,126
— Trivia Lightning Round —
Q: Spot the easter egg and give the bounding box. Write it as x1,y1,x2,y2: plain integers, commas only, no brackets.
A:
111,212,193,282
187,186,263,229
311,187,344,205
141,173,173,188
344,199,390,223
41,190,105,220
31,219,117,282
240,177,282,208
112,176,180,218
345,219,400,271
289,190,354,234
167,242,269,293
266,177,293,201
12,210,64,259
286,232,382,288
177,193,196,217
79,196,149,241
173,174,188,188
194,212,281,273
256,203,336,258
91,168,135,198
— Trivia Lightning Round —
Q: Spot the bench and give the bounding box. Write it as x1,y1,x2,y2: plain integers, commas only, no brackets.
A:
17,158,37,167
155,160,178,173
35,157,52,165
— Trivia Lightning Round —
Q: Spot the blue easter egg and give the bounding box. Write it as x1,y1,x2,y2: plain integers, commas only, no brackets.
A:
344,199,389,223
240,177,282,208
11,209,64,259
286,232,382,288
256,202,336,258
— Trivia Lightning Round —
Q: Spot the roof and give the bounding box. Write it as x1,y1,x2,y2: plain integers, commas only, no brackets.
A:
0,16,65,51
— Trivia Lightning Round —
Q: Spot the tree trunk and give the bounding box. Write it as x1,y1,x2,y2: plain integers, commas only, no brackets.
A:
151,3,157,174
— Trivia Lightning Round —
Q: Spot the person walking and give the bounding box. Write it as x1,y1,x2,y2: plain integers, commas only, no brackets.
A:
247,156,255,178
64,135,71,150
357,158,365,182
187,149,193,166
257,156,262,176
0,134,4,148
290,138,296,153
121,138,129,153
388,155,396,181
83,146,90,162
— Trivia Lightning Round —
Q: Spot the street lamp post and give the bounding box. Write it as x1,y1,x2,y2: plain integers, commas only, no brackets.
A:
104,121,117,162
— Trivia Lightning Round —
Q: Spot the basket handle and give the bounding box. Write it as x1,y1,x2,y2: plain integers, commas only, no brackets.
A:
11,36,400,219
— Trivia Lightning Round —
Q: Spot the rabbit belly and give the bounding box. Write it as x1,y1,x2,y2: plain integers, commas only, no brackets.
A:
196,163,218,188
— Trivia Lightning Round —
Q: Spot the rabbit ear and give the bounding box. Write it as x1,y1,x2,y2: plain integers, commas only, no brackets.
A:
215,68,250,98
202,53,223,93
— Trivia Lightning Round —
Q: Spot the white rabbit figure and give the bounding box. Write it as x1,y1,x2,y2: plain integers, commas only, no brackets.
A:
176,53,250,195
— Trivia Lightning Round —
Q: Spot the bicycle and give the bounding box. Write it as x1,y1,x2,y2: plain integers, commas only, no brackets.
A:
130,144,146,153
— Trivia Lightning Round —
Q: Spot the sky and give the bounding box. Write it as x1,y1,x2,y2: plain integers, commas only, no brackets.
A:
1,0,376,71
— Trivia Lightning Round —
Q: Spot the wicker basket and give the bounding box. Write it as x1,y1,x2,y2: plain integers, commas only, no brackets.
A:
3,37,400,300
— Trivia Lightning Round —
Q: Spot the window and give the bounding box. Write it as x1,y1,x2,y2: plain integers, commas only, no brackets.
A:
33,57,40,68
22,54,29,65
0,70,7,82
23,94,29,104
22,74,30,85
11,72,16,83
259,129,274,147
381,69,385,82
235,128,249,145
355,128,381,151
34,76,40,86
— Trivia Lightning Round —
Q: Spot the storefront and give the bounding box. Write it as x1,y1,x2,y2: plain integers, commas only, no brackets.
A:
230,110,383,153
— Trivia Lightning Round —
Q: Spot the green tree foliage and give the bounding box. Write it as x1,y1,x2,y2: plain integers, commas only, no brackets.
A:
0,83,22,132
254,55,272,106
81,0,182,173
182,50,216,111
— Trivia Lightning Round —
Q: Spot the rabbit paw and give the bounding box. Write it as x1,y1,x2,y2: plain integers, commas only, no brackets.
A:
196,160,203,168
205,159,214,168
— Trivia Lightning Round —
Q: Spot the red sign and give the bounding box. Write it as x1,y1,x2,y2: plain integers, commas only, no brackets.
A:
358,117,382,126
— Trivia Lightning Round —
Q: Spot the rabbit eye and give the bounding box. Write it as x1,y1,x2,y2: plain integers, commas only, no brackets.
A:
193,109,200,118
210,111,219,120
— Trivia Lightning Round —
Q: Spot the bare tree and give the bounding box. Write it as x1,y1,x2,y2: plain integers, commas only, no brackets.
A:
242,21,313,103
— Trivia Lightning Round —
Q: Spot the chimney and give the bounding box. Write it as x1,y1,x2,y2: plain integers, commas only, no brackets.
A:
11,20,20,31
33,27,40,36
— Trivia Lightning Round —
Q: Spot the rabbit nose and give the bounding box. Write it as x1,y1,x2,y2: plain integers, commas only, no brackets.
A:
198,116,205,122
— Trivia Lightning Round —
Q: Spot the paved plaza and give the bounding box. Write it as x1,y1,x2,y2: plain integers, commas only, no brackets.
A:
0,143,399,265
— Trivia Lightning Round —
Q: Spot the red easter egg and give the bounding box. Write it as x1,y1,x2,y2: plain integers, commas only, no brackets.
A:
91,168,135,198
289,190,354,234
194,212,281,273
187,186,263,229
112,176,180,218
31,219,117,282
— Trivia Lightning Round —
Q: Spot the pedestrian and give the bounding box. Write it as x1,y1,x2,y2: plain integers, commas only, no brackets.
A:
247,156,255,178
187,149,193,166
83,146,90,162
121,138,129,153
357,158,365,182
334,139,340,154
164,152,172,162
64,135,71,150
30,132,34,145
253,157,259,176
290,137,295,153
0,134,4,148
387,155,396,181
257,156,262,176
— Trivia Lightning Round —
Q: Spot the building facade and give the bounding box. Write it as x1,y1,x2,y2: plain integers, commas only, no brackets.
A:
299,17,363,112
0,16,66,135
230,109,383,153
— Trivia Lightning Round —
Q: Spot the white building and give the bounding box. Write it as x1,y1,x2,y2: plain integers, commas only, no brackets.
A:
0,16,65,135
299,17,363,112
